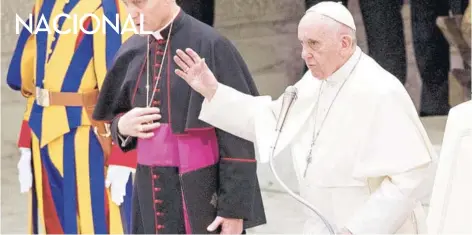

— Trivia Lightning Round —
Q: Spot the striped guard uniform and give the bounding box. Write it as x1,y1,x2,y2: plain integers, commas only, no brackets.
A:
6,0,137,233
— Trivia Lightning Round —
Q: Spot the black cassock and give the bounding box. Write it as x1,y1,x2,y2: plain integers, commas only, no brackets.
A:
93,9,266,234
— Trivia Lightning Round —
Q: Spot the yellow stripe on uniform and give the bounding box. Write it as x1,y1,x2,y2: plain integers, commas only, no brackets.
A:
47,135,64,177
39,0,101,148
32,135,46,232
91,6,107,89
75,126,95,234
108,185,125,234
44,0,101,90
78,60,98,126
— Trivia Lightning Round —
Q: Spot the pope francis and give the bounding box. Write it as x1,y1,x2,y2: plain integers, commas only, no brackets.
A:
171,2,437,234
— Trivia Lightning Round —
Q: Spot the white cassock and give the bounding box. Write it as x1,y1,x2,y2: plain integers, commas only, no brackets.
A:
427,100,472,234
198,46,437,234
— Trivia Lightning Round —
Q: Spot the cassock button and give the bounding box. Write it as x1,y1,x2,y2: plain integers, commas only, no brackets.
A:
152,100,160,106
157,225,165,229
157,39,166,45
156,51,164,55
154,88,160,93
153,76,159,81
154,63,161,67
154,199,163,204
152,174,159,179
156,212,164,216
154,187,161,192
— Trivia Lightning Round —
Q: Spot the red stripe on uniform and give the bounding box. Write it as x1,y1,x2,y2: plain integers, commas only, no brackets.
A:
108,144,137,168
75,17,92,51
107,112,137,168
41,165,64,234
115,0,121,14
18,120,32,148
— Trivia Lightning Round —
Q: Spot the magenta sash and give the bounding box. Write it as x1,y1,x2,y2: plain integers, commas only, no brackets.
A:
136,124,219,174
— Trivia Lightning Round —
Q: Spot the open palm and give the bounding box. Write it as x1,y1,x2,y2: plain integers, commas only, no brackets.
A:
173,48,218,99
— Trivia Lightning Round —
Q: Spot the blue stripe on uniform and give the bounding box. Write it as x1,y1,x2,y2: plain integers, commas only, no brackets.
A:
28,0,55,142
62,129,78,233
40,147,65,229
6,17,33,90
47,0,80,62
120,175,133,233
31,152,39,234
88,129,107,233
60,23,95,129
102,0,122,69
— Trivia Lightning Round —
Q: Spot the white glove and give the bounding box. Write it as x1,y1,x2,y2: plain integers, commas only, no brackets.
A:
105,165,135,206
17,147,33,193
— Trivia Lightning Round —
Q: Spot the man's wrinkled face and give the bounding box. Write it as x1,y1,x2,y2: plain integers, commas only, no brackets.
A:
122,0,171,33
298,14,343,79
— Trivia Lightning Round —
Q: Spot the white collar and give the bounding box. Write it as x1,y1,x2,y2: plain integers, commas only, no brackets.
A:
152,8,181,40
325,46,362,85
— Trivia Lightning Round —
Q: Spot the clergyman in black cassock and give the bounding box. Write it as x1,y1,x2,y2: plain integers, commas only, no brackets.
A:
92,5,266,235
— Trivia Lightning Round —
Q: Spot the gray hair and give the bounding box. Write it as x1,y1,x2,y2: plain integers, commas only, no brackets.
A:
336,23,357,49
304,12,357,49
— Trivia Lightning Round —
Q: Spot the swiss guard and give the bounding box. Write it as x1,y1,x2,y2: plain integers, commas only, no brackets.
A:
6,0,137,233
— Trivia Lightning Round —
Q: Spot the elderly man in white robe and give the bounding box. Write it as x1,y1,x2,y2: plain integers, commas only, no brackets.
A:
172,2,437,234
427,100,472,234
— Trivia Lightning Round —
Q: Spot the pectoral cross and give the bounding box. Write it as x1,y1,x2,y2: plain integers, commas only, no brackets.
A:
303,81,323,178
303,143,315,177
303,156,312,177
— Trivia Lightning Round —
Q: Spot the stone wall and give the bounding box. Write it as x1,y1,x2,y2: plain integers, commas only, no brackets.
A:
1,0,35,165
214,0,306,97
1,1,36,232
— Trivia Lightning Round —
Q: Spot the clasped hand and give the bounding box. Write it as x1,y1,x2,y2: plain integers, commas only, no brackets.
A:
117,107,161,138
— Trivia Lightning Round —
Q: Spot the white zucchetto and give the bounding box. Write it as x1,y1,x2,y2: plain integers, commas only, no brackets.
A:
306,1,356,31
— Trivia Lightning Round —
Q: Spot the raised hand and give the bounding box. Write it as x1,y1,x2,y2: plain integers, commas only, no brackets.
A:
173,48,219,100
